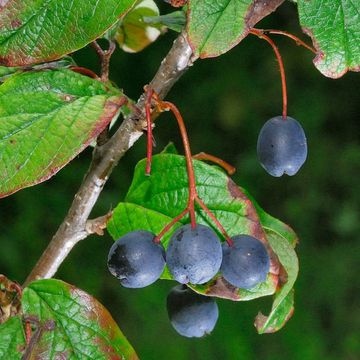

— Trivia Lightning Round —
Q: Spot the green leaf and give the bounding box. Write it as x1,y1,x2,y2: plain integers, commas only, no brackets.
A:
241,187,298,247
0,69,124,198
109,153,282,301
0,0,137,66
0,316,26,360
297,0,360,78
108,202,182,250
254,228,299,333
22,279,138,359
160,141,179,154
114,0,163,53
0,66,18,79
187,0,284,58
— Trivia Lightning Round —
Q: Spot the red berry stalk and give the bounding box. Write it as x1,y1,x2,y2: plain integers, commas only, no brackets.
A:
147,94,233,245
250,28,288,120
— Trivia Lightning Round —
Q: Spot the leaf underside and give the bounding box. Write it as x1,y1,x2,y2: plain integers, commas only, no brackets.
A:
298,0,360,78
0,69,124,198
0,0,137,66
108,152,299,332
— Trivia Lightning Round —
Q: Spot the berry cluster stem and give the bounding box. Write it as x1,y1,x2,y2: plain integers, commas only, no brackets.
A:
250,28,287,120
152,98,233,245
158,100,198,229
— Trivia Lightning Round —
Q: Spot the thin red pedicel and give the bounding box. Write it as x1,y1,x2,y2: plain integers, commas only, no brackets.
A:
250,29,288,120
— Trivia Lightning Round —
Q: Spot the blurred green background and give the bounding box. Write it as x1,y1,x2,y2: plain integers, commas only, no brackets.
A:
1,2,359,359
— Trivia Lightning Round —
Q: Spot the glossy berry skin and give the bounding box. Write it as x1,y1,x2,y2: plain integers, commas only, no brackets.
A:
221,235,270,289
166,224,222,284
107,230,165,288
257,116,307,177
167,285,219,338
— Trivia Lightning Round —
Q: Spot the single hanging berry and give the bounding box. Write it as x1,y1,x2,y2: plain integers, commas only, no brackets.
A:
257,116,307,177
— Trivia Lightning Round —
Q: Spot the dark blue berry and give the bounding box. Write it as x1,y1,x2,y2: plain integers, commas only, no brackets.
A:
257,116,307,177
107,230,165,288
221,235,270,289
166,224,222,284
167,285,219,338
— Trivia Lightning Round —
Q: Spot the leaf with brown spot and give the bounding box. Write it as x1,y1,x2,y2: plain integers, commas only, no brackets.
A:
21,279,138,359
0,69,126,198
254,229,298,333
297,0,360,78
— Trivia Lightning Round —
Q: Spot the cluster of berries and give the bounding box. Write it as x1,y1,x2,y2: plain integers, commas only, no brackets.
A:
107,225,270,337
107,226,270,289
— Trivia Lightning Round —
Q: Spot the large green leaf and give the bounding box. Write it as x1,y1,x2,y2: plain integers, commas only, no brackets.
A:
21,279,138,359
0,69,125,198
187,0,284,58
241,186,298,247
255,228,299,333
298,0,360,78
108,153,285,301
0,0,137,66
0,316,25,360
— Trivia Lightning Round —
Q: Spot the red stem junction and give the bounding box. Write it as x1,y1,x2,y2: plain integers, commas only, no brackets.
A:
260,29,316,54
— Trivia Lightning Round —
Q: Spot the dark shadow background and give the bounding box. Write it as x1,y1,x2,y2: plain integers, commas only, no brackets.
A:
1,2,359,359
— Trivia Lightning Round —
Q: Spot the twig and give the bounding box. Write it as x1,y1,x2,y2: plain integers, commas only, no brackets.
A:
24,33,193,285
91,40,117,145
91,40,116,82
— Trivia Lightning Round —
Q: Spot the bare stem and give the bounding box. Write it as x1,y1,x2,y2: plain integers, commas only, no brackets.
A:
24,34,193,286
250,28,288,119
161,101,198,228
260,29,316,54
91,40,116,82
